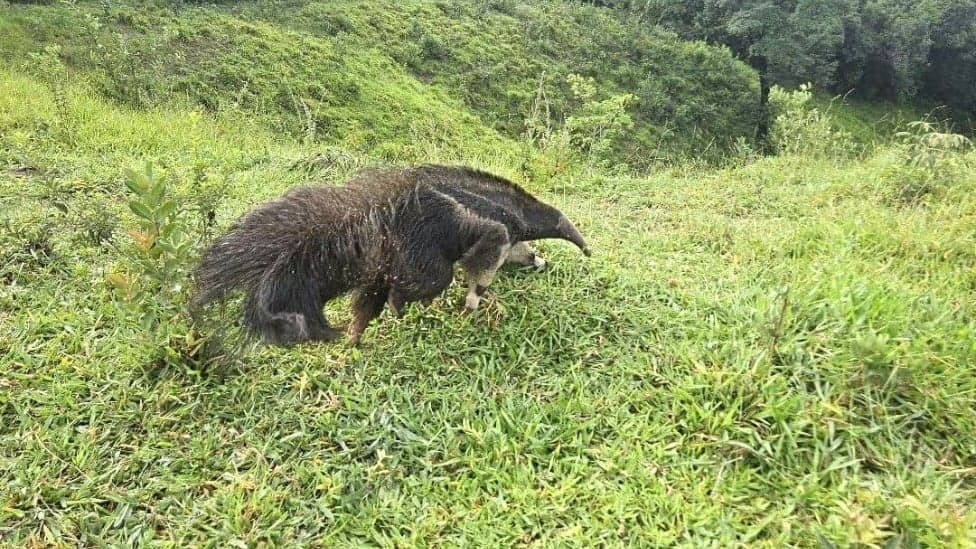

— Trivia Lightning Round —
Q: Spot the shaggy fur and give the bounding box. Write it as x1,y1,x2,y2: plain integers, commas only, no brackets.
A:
191,164,590,346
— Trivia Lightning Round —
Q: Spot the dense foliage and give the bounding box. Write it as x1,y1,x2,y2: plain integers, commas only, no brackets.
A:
600,0,976,129
0,0,760,167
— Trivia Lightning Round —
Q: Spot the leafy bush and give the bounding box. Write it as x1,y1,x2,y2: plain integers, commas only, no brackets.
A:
105,162,212,369
73,197,119,247
520,76,579,185
886,120,972,202
768,84,855,159
518,73,637,188
563,74,635,169
0,220,57,280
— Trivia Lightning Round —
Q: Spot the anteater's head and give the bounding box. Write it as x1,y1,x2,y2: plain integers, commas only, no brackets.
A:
427,165,592,256
523,200,591,257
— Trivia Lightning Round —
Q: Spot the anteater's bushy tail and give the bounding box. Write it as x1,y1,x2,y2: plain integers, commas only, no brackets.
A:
190,223,316,345
191,227,270,309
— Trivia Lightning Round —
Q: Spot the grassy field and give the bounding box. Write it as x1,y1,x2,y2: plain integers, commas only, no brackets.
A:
0,0,759,167
3,2,976,547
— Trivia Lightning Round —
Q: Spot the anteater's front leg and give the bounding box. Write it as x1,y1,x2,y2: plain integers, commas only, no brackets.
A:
387,289,406,318
459,222,510,311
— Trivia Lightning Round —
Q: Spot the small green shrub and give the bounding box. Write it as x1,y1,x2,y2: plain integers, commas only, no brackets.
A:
0,220,57,276
480,0,517,16
563,73,635,170
730,135,760,166
73,197,119,246
420,33,450,61
520,73,635,182
884,120,972,203
23,44,72,138
520,73,580,184
769,84,855,159
105,162,209,368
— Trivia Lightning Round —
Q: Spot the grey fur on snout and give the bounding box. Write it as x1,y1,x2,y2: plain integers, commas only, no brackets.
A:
556,215,591,256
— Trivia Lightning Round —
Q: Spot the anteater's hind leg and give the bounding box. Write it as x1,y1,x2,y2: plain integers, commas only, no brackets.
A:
243,255,320,346
347,286,389,346
243,270,342,346
504,241,547,270
459,222,511,311
388,252,455,320
243,293,299,346
307,283,344,342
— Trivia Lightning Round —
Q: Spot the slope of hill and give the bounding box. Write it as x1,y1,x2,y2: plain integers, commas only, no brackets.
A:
0,0,759,167
1,1,974,547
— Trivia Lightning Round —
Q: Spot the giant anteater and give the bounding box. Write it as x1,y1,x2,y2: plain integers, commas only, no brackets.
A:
191,164,590,346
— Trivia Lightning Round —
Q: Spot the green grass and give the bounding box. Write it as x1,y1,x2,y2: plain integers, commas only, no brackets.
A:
3,4,976,547
807,92,923,151
0,0,758,166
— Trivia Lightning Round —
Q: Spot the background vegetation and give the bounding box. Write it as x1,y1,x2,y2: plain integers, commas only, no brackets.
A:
595,0,976,134
0,0,761,167
1,0,974,546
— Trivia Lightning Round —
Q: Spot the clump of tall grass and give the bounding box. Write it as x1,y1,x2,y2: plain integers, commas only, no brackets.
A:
886,119,972,203
768,84,856,160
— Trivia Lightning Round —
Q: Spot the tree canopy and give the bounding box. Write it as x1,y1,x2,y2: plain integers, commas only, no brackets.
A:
602,0,976,128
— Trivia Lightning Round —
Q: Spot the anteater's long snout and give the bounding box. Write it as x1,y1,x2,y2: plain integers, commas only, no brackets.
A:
556,215,592,256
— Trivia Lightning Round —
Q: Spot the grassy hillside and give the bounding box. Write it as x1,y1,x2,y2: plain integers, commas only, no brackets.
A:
2,1,975,547
0,0,758,167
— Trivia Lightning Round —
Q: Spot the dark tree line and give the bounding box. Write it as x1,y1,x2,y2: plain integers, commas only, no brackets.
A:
591,0,976,135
